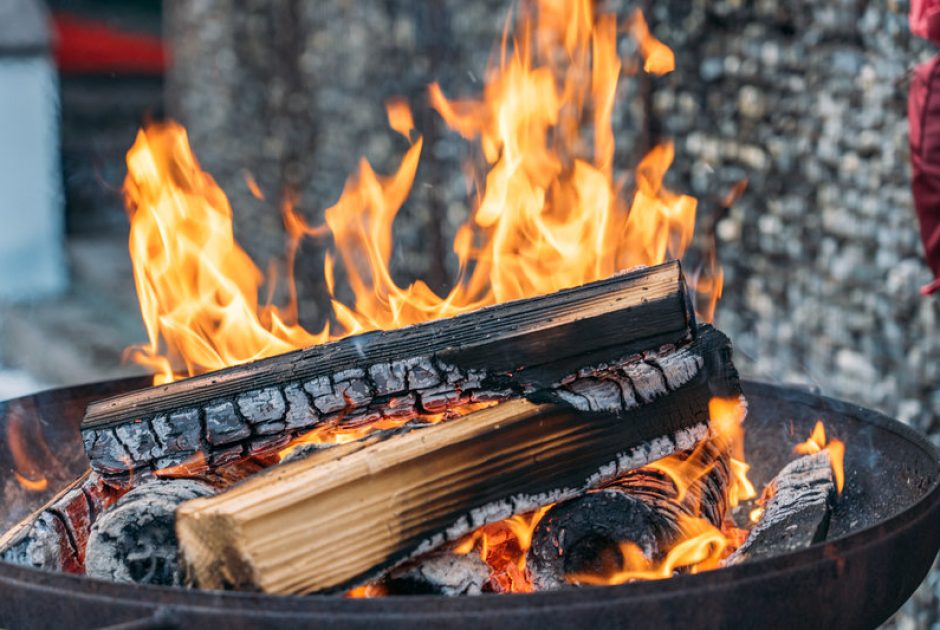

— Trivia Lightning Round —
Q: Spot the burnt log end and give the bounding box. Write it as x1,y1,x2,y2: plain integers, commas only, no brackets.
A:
85,479,215,586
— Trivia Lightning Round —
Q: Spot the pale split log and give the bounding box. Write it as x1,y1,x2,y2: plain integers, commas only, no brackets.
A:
526,438,731,590
723,450,836,566
81,262,695,478
175,404,711,594
173,326,736,595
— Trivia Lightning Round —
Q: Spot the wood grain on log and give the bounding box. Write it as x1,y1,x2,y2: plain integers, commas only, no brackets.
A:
527,438,731,590
174,326,737,595
81,262,694,478
724,450,835,565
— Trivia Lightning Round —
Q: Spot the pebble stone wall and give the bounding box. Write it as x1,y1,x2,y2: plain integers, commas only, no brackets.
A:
648,1,939,625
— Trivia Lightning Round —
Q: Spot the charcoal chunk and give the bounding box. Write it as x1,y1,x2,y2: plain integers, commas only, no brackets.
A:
85,480,216,586
236,387,286,423
205,401,250,445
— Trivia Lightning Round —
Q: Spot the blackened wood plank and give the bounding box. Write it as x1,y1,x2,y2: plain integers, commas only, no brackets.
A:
83,261,692,429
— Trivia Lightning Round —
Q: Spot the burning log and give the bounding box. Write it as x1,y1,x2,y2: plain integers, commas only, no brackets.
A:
526,438,731,590
724,450,837,565
0,458,275,577
80,262,695,480
0,471,113,573
173,326,738,595
85,480,216,586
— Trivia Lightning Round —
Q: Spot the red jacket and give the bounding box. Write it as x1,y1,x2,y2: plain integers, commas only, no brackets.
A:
910,0,940,294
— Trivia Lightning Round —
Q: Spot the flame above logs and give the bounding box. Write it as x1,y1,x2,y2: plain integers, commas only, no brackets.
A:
123,0,705,386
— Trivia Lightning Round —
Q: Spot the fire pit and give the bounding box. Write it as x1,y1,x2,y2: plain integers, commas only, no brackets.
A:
0,378,936,629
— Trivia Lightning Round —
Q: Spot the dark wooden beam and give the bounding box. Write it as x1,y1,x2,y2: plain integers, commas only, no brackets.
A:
82,262,696,478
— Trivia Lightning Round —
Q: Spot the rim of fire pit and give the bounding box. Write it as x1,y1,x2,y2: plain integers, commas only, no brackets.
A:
0,380,938,629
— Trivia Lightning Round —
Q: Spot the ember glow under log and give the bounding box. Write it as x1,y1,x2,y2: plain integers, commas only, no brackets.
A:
174,327,739,594
526,438,731,589
81,262,694,479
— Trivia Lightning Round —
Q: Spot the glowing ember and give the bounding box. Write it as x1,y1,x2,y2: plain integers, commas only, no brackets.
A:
795,420,846,494
153,452,209,478
452,505,553,593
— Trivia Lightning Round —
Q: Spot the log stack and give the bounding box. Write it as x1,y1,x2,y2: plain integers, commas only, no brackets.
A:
3,262,760,594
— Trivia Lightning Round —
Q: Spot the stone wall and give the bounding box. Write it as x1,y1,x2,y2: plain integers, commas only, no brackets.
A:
648,1,938,625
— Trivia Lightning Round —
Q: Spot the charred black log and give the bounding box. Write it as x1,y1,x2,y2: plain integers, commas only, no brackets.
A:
81,262,696,479
724,450,836,565
527,439,731,590
85,480,215,586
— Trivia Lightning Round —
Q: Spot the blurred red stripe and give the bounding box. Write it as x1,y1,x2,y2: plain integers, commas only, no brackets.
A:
52,12,166,74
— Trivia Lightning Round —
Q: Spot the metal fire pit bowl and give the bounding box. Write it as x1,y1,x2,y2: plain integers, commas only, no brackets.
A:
0,378,938,630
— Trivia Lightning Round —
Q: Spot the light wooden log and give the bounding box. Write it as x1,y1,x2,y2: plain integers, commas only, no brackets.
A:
81,262,695,478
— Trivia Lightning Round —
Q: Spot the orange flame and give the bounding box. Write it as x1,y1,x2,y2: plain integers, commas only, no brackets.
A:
123,123,328,385
708,396,756,506
795,420,845,494
386,97,415,139
452,505,553,593
628,9,675,76
124,0,697,384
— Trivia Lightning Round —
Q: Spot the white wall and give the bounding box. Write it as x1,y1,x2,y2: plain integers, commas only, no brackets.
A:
0,56,65,300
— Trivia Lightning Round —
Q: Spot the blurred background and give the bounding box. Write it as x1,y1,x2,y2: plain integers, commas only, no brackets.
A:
0,0,937,624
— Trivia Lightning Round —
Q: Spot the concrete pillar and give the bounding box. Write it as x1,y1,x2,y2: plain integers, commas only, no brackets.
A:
0,0,66,300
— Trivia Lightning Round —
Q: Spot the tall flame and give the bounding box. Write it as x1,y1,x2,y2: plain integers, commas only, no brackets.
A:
124,0,703,384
